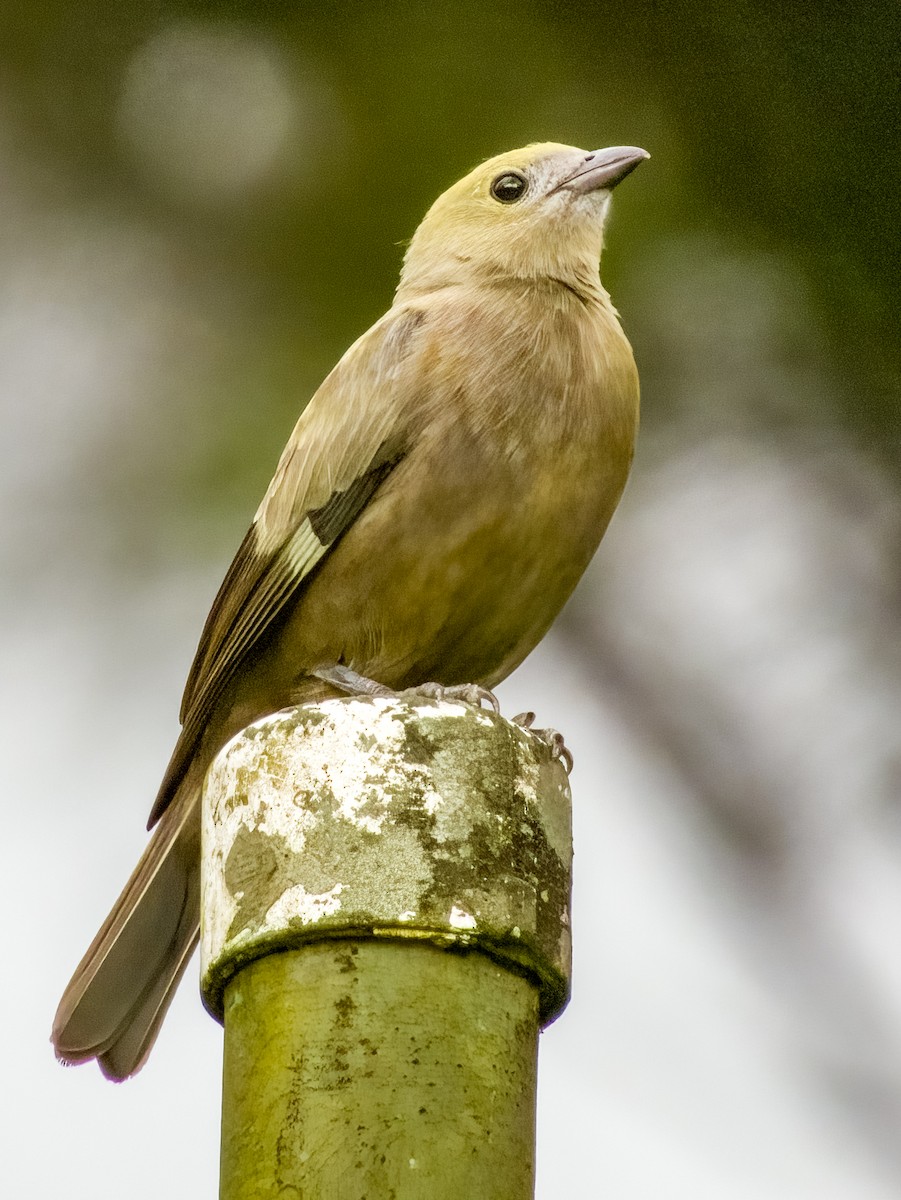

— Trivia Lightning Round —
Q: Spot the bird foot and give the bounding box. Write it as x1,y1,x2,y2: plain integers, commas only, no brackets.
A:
512,711,574,773
401,681,500,712
313,668,566,764
312,665,500,713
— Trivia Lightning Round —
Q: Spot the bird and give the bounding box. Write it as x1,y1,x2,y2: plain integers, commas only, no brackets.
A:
52,140,648,1080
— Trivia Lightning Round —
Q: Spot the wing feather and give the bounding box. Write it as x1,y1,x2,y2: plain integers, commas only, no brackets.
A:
148,305,427,826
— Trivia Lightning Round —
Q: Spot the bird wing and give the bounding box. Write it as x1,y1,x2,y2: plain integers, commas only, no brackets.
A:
148,305,428,827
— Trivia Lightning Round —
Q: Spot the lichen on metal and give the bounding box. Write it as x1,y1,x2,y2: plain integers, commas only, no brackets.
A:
201,695,573,1024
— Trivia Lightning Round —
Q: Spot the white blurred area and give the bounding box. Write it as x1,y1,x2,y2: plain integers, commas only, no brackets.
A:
2,52,900,1200
116,22,326,206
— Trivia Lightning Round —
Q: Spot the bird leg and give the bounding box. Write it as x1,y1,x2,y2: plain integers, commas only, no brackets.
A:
512,711,574,774
312,665,500,713
313,664,395,699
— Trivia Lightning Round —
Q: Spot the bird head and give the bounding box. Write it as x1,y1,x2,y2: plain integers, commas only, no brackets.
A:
398,142,648,301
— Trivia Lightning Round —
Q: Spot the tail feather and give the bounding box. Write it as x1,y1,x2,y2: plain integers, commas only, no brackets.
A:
96,915,199,1081
52,786,201,1081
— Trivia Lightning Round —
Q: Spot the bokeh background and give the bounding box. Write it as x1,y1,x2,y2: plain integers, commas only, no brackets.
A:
3,2,899,1196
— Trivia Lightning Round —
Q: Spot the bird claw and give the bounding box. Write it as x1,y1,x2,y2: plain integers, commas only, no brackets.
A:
512,712,573,773
404,681,501,713
540,729,574,773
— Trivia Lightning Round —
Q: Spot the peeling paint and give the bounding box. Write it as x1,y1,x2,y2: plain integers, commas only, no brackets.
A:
265,881,345,929
448,905,477,930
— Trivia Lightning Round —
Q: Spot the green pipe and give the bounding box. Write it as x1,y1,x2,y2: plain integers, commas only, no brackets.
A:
201,696,573,1199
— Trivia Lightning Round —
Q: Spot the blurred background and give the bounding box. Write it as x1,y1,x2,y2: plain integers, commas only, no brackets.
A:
3,2,899,1195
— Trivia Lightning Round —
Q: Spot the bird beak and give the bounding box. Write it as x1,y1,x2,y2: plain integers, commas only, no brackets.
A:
552,146,650,195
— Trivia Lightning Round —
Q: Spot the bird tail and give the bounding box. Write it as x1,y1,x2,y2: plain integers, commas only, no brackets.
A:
51,785,201,1081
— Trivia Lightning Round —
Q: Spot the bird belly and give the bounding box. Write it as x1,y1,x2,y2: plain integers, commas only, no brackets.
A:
280,415,632,692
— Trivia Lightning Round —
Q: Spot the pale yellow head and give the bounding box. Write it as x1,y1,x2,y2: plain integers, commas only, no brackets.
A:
399,142,648,300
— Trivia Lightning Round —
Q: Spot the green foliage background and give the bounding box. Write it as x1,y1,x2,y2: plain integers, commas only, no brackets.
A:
2,0,896,560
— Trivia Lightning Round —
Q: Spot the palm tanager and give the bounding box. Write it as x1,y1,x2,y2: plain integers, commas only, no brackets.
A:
52,141,648,1079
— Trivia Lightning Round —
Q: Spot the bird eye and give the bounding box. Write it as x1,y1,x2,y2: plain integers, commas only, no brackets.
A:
490,172,528,203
